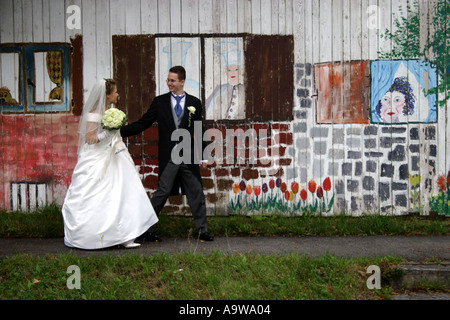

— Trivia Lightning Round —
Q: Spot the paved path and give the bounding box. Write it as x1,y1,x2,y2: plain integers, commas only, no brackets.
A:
1,235,449,260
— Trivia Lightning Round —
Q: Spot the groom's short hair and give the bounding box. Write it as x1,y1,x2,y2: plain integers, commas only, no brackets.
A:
169,66,186,81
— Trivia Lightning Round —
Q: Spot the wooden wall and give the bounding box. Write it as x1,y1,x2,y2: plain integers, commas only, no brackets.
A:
1,0,448,216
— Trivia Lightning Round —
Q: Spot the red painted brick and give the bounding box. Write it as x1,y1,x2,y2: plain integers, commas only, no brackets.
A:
215,168,230,177
242,168,259,180
274,132,293,145
272,123,290,131
143,174,158,189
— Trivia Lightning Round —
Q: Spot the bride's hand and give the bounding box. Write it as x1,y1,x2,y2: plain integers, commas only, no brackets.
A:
86,131,99,144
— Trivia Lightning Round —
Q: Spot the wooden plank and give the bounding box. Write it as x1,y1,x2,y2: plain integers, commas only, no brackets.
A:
170,0,182,34
96,0,111,78
181,0,199,33
141,0,158,34
70,34,83,116
49,0,65,42
199,0,213,33
110,0,126,35
125,0,141,35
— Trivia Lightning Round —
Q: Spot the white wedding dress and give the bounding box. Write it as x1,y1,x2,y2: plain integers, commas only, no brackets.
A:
62,130,158,250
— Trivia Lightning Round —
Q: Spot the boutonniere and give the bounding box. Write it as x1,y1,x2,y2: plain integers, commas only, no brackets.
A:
187,106,196,127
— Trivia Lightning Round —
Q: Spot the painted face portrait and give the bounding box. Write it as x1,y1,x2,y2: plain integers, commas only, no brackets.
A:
375,76,415,123
379,91,406,123
226,65,241,85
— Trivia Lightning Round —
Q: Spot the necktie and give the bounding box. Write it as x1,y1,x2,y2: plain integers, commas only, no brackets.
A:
173,94,183,119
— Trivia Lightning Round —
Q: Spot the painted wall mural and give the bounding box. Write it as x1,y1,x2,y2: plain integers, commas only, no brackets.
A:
0,0,448,217
370,60,437,124
429,171,450,216
230,177,334,216
205,38,245,120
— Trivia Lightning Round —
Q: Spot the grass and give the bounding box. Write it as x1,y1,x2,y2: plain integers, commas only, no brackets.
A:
0,204,448,301
0,203,449,238
0,252,402,300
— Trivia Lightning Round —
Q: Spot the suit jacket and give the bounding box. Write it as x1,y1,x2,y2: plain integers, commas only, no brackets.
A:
120,92,205,195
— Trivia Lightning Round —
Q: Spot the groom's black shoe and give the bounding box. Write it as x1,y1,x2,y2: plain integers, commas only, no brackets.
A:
138,231,162,242
199,232,214,241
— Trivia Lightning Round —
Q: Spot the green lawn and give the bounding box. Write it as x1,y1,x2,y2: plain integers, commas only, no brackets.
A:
0,204,448,301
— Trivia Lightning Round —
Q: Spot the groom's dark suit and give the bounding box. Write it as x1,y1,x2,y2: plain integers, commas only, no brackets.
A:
120,92,209,234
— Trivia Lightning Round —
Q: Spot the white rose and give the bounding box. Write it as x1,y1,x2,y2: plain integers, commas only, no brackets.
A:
187,106,196,114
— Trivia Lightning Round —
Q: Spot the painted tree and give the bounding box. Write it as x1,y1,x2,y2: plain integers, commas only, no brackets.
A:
379,0,449,108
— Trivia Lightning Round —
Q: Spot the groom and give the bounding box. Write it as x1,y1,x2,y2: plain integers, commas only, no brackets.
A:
120,66,213,242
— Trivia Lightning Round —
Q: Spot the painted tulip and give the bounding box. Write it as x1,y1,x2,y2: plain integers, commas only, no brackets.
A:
239,180,246,191
291,182,299,194
316,186,323,199
246,184,253,195
262,183,268,193
280,182,287,193
323,177,331,191
300,189,307,201
269,179,275,189
308,180,317,193
254,185,261,196
233,184,240,194
284,191,290,201
276,178,282,188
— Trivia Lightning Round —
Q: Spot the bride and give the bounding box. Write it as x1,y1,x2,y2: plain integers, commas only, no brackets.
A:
62,79,158,249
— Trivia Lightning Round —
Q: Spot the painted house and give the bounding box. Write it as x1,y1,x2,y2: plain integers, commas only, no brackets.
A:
0,0,449,216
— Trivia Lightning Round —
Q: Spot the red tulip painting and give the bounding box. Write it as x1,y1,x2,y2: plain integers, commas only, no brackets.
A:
229,177,335,215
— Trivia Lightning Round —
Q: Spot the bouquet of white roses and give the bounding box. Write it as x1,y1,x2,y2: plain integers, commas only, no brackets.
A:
101,107,127,130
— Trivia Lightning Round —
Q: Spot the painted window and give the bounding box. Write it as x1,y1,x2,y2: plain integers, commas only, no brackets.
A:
314,60,370,124
370,60,437,124
0,43,70,113
112,34,294,123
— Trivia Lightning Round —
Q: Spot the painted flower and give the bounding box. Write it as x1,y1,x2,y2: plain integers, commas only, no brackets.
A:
300,189,307,201
409,174,421,188
437,175,446,192
233,184,240,194
316,186,323,199
282,191,294,201
276,178,282,188
246,184,253,195
262,183,268,193
308,180,317,194
254,185,261,196
323,177,331,191
280,182,287,193
269,179,275,189
239,180,246,192
291,182,299,194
